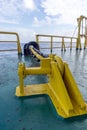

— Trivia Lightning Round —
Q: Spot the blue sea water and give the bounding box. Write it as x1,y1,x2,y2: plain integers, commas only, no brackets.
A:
0,42,25,49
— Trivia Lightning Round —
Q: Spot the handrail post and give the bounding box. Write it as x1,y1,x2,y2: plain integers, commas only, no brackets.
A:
36,35,39,43
16,33,22,55
51,36,53,53
36,35,40,50
76,16,82,50
84,36,87,49
70,38,72,50
84,26,87,49
61,37,66,51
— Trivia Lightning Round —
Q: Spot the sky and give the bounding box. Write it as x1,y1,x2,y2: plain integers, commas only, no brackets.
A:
0,0,87,42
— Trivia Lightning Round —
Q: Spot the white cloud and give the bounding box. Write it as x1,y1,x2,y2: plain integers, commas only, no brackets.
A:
41,0,87,24
0,0,21,18
33,15,71,27
33,17,46,27
0,17,19,24
33,16,57,27
23,0,36,10
0,0,36,24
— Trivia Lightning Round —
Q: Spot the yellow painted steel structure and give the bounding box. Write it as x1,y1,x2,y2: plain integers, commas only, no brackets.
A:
36,34,77,53
16,48,87,118
76,15,87,49
0,31,22,54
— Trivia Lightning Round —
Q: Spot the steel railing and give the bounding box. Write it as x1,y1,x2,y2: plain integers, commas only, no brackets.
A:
0,31,22,54
36,34,77,53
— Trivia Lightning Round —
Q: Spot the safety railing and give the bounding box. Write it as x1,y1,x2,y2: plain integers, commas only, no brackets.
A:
36,34,77,53
0,31,22,54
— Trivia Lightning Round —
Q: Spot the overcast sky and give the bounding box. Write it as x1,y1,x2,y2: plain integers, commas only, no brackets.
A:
0,0,87,42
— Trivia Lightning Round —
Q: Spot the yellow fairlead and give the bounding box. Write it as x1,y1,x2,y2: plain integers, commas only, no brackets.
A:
16,48,87,118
